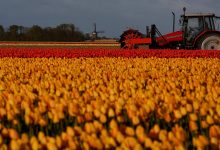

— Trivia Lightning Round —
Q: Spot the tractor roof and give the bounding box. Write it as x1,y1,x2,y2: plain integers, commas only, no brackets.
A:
183,13,216,17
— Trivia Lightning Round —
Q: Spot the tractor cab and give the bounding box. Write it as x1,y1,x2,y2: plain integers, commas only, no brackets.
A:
181,12,220,48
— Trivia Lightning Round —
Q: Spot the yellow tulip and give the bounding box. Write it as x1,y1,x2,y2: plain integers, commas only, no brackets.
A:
30,136,39,150
125,127,135,136
46,142,57,150
201,120,209,129
189,121,198,132
144,137,153,148
10,140,20,150
174,109,182,119
209,125,220,138
136,125,145,143
99,114,107,124
21,133,29,144
132,116,140,126
0,135,3,145
158,130,167,142
186,104,193,113
1,128,8,138
164,113,171,122
108,108,115,118
206,115,214,125
84,112,93,121
180,106,187,116
116,132,125,144
210,137,218,149
189,113,198,121
8,129,19,140
193,101,200,111
216,105,220,117
66,126,75,137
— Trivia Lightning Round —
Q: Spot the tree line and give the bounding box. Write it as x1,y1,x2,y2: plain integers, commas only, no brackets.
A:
0,24,88,42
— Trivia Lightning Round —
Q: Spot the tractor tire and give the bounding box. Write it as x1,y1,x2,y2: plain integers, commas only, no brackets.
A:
197,33,220,50
119,29,142,49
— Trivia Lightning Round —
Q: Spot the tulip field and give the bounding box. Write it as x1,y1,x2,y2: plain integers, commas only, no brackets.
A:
0,47,220,149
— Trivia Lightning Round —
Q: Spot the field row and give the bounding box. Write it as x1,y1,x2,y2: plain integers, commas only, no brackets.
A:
0,58,220,149
1,48,220,58
0,41,120,48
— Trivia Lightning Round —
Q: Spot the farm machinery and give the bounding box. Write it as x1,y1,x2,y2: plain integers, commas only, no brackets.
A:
119,8,220,50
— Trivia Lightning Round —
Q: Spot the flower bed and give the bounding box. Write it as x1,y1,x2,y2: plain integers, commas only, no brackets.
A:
0,57,219,149
0,47,220,58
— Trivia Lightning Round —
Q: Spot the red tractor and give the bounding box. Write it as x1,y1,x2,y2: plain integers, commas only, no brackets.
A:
119,8,220,50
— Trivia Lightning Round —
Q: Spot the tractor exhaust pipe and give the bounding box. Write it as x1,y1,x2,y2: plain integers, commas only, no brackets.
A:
146,26,150,37
172,12,175,32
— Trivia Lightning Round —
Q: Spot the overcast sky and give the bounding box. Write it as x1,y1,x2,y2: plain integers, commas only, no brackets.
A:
0,0,219,38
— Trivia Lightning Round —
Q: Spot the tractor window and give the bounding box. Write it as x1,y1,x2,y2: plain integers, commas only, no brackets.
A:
187,18,200,29
214,17,220,30
187,17,204,31
204,17,212,30
186,17,203,42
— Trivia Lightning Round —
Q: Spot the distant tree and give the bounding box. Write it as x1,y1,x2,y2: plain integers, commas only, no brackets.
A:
56,24,75,31
18,26,26,40
73,30,86,41
26,25,44,41
0,25,4,40
5,25,27,41
6,25,19,40
3,23,86,41
55,24,76,41
44,27,56,41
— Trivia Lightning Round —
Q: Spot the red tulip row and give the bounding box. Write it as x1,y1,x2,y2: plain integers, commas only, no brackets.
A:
0,47,220,58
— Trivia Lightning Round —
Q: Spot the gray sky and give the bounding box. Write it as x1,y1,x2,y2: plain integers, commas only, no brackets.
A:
0,0,219,38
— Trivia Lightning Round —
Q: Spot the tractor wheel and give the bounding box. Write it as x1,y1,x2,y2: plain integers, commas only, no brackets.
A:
197,33,220,50
119,29,142,49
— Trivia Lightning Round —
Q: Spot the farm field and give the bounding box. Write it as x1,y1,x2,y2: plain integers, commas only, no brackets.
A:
0,48,220,149
0,41,120,48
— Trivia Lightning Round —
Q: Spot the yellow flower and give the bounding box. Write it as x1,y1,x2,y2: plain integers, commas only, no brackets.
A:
30,136,39,150
189,121,198,132
21,133,29,144
189,113,198,121
193,101,200,111
186,104,193,113
66,126,75,136
85,123,96,134
174,109,182,119
136,125,145,143
216,105,220,117
116,132,124,144
1,128,8,138
124,137,138,149
8,129,19,140
132,116,140,126
108,108,115,118
164,113,171,123
159,130,167,142
84,112,93,121
99,114,107,124
180,106,187,116
10,140,20,150
46,142,57,150
125,127,135,136
0,135,2,145
209,125,220,138
206,115,214,125
201,120,209,129
144,137,152,148
55,136,62,149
